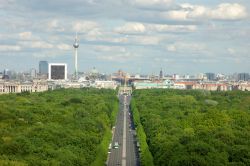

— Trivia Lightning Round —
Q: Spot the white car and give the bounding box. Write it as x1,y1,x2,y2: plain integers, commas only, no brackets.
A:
113,142,119,149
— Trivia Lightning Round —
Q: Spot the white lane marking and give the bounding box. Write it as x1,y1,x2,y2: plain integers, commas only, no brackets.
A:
122,98,127,166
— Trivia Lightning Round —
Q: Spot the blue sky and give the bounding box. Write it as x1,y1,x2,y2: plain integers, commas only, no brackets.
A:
0,0,249,74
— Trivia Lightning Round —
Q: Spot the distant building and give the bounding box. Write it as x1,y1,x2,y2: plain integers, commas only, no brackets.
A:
184,75,190,79
205,73,216,81
94,81,117,89
39,61,48,75
133,80,174,89
0,80,48,94
134,74,141,79
159,69,163,79
238,73,249,81
173,74,180,80
48,63,67,80
30,68,37,78
3,69,11,79
193,83,229,91
196,73,207,80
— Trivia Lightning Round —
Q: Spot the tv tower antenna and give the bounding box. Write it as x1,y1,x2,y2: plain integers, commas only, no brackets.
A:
73,32,79,80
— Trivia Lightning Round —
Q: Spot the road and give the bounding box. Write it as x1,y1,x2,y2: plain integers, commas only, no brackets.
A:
107,94,140,166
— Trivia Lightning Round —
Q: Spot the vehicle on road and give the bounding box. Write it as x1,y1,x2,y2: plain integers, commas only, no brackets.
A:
108,143,112,153
113,142,119,149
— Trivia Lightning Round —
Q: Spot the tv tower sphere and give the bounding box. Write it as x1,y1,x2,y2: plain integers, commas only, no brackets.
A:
73,40,79,48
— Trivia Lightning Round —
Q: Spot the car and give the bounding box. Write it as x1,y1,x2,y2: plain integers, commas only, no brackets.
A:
113,142,119,149
137,142,140,147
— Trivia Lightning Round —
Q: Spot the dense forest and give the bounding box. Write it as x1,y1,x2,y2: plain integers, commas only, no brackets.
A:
0,88,118,166
131,89,250,166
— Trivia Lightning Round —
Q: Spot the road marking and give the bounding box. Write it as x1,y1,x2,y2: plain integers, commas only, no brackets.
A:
122,99,127,166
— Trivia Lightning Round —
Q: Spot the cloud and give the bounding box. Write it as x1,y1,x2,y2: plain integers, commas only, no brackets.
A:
73,21,99,33
166,44,176,52
130,0,173,9
31,41,54,49
19,32,32,40
94,45,126,52
98,52,139,62
18,41,54,49
57,44,71,51
0,45,21,51
47,20,65,32
114,22,146,34
84,28,103,41
166,42,206,53
209,3,247,20
132,36,161,45
227,48,235,55
163,3,247,21
94,45,139,62
162,10,189,20
0,0,14,9
114,22,197,35
147,24,197,32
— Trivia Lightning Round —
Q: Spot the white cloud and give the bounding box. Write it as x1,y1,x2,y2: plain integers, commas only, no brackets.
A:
147,24,197,32
115,22,197,35
167,42,206,53
31,41,54,49
166,45,176,52
57,44,71,50
227,48,235,55
73,21,99,33
131,0,173,8
209,3,247,20
163,3,247,21
32,42,53,49
0,0,14,9
47,20,65,32
94,45,126,53
17,40,53,50
98,52,139,62
132,36,161,45
103,37,129,43
85,28,103,41
163,10,189,20
0,45,21,51
114,22,146,34
19,32,32,40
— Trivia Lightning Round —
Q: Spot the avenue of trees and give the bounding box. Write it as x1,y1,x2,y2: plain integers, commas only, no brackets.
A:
132,89,250,166
0,88,118,166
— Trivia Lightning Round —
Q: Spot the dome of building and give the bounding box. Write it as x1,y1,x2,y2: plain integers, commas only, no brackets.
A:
91,67,98,74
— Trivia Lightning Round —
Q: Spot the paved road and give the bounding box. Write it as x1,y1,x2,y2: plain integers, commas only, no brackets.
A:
107,94,139,166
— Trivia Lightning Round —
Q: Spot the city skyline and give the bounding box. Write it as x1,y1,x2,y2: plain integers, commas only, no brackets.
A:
1,0,250,74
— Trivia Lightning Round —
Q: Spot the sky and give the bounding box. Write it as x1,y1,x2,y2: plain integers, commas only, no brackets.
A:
0,0,250,75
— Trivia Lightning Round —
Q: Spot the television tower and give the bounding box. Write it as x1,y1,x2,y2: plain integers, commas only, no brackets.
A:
73,33,79,79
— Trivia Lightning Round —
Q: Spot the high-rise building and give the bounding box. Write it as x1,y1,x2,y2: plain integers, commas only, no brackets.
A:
205,73,216,81
48,63,67,80
238,73,249,81
39,61,48,75
159,68,163,79
3,69,11,79
30,68,37,78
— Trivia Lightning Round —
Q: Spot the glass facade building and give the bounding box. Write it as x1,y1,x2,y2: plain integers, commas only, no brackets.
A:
39,61,48,75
